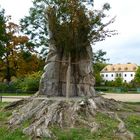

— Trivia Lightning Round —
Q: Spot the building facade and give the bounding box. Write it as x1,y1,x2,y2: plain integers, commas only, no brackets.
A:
100,63,138,83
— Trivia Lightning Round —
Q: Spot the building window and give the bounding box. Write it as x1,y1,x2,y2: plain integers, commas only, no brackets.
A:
124,80,127,82
105,68,108,71
106,74,108,77
101,74,104,77
125,67,128,71
119,73,121,77
116,73,118,77
112,67,115,71
111,74,113,77
124,74,127,77
118,67,121,71
131,74,133,77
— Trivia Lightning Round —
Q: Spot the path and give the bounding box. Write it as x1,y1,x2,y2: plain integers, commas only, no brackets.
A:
102,93,140,102
1,94,140,102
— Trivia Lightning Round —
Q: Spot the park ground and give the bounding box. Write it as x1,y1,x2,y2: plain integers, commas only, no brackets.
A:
0,94,140,140
1,93,140,102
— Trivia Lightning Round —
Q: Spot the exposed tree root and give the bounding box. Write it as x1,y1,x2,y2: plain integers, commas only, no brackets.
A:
5,95,134,140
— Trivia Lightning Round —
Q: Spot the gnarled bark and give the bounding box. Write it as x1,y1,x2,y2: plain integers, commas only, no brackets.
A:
6,96,134,140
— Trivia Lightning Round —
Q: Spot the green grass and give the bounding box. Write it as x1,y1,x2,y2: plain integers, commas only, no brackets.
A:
0,93,34,96
93,112,119,140
0,127,31,140
0,102,31,140
125,115,140,140
0,102,12,121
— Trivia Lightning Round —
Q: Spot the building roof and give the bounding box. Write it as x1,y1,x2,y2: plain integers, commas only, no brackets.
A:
101,63,138,73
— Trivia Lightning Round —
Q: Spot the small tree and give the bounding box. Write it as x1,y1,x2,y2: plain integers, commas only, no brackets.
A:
93,50,108,86
134,66,140,87
114,77,123,87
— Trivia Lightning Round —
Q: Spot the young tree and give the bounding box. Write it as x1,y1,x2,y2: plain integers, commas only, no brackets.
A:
93,49,109,86
134,66,140,86
114,77,123,87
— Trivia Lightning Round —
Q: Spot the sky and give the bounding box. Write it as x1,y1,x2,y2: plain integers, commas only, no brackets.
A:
0,0,140,65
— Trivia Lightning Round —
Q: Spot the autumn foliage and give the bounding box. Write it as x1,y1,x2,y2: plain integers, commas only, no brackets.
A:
0,8,45,82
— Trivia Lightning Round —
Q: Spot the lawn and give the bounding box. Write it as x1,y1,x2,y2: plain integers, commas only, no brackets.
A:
0,93,34,96
0,102,140,140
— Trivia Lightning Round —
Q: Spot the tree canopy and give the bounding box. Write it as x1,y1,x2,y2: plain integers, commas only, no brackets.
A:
0,7,45,82
20,0,116,58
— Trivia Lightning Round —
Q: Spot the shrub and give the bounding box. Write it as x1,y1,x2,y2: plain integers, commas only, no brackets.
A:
0,71,43,94
18,71,42,93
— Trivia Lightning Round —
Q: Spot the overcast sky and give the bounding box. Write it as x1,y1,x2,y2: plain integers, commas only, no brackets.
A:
0,0,140,65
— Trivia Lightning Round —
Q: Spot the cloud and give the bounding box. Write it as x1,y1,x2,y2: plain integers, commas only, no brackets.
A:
94,0,140,65
1,0,140,65
0,0,33,23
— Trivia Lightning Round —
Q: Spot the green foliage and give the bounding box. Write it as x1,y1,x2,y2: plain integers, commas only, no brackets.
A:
20,0,48,55
134,66,140,86
93,50,109,64
104,77,123,87
113,77,123,87
93,50,108,86
16,71,42,92
93,62,107,86
20,0,116,58
0,7,7,57
0,82,17,93
0,71,42,93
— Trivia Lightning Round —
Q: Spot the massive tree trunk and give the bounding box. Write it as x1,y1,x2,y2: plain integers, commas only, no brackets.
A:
38,9,95,97
38,44,95,97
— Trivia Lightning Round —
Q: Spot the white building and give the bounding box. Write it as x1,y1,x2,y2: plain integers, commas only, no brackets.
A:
100,63,138,83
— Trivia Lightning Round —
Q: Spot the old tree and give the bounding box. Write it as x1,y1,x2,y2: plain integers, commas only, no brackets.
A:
5,0,133,139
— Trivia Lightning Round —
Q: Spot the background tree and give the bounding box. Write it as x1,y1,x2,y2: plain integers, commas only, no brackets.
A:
134,66,140,87
0,20,29,82
20,0,48,56
15,52,44,77
0,7,7,59
114,77,123,87
93,50,108,86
